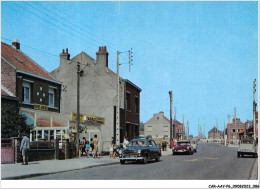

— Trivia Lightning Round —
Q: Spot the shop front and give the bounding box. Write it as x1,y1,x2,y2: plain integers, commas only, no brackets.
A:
20,107,70,142
70,113,105,154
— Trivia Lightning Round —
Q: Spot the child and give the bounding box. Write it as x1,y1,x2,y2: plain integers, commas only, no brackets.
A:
85,141,90,158
109,144,113,158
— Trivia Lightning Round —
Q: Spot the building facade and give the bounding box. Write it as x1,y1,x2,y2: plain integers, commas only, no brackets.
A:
1,40,69,141
208,127,222,139
226,118,246,140
51,46,141,152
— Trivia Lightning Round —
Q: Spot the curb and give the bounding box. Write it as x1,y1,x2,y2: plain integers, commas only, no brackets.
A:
249,158,258,180
2,162,120,180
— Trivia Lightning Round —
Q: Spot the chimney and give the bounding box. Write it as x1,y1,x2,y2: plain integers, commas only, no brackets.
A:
12,39,20,50
59,48,70,67
96,46,109,68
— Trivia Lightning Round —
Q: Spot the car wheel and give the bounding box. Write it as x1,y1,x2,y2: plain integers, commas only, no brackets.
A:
194,149,197,153
189,150,192,155
155,156,160,162
237,152,240,158
143,156,148,164
120,160,125,164
172,152,175,156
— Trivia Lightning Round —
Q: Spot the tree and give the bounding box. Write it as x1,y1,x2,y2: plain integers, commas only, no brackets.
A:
1,103,33,138
140,122,144,131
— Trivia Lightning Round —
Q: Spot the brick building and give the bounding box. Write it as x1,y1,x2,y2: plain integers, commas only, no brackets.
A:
1,40,69,141
208,127,222,139
226,118,246,140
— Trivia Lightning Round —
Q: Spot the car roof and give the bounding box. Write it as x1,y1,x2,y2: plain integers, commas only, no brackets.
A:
177,140,190,143
131,138,151,142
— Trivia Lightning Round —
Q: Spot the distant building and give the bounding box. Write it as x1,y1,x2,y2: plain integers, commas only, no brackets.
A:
226,118,246,140
208,127,222,139
144,111,184,144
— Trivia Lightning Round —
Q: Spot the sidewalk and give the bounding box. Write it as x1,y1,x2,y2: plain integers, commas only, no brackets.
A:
2,149,172,180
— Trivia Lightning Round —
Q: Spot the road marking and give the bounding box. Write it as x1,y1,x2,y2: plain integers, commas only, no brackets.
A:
205,158,219,160
184,159,198,162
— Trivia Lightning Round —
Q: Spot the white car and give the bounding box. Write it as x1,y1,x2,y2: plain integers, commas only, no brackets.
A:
237,139,257,158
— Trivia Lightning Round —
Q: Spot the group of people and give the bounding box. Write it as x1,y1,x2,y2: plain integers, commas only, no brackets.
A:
109,136,129,159
81,134,99,158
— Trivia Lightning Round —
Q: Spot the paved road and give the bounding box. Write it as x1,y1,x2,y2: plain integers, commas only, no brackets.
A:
26,143,256,180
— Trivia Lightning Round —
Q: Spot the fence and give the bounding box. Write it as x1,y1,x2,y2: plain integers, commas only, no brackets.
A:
1,138,77,164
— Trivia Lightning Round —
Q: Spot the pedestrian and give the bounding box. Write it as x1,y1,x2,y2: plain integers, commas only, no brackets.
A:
109,143,113,159
85,141,90,157
81,137,86,155
161,137,167,151
111,137,117,158
20,134,30,165
93,134,99,158
123,136,129,149
90,138,94,151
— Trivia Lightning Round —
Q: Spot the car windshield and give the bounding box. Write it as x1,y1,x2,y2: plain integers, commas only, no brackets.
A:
177,142,189,146
241,140,253,144
127,140,149,147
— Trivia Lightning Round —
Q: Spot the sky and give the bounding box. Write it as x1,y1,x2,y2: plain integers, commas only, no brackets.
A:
1,1,258,137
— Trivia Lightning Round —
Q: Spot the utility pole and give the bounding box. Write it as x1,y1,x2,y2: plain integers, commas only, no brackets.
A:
76,62,80,158
204,119,205,139
224,118,226,145
116,51,120,146
228,114,231,143
216,120,218,139
234,107,237,145
174,107,176,139
187,120,189,139
253,79,257,140
169,91,173,142
198,119,200,139
182,114,185,140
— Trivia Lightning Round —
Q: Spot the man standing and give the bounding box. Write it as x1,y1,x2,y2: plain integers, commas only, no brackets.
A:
20,134,30,165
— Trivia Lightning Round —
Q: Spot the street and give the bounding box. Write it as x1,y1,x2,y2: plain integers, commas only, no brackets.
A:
25,142,256,180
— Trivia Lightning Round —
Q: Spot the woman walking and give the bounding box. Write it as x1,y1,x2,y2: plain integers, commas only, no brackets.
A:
93,134,99,158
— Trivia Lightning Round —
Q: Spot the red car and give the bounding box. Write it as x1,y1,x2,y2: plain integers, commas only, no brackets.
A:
172,141,194,155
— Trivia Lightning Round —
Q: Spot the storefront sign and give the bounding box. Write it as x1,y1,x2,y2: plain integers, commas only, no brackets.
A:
34,103,48,111
71,112,105,125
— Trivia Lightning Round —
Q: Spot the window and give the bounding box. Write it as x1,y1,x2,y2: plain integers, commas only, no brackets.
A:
126,92,130,110
147,126,152,132
48,88,55,107
164,126,168,132
22,81,31,103
134,97,139,113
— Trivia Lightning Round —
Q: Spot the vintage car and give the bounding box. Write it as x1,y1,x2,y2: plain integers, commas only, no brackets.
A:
190,140,198,153
172,140,193,155
237,139,258,158
118,138,161,164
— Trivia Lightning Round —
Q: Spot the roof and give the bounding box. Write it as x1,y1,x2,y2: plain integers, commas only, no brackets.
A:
123,79,142,92
208,127,221,133
1,42,54,80
1,86,15,97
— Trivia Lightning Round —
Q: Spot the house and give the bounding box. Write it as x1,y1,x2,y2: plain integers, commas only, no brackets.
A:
226,118,246,140
208,127,222,139
51,46,141,153
1,40,69,141
144,111,184,144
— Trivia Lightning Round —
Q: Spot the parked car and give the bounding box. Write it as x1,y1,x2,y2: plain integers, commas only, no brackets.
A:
237,139,258,158
190,140,197,153
172,140,193,155
118,138,161,164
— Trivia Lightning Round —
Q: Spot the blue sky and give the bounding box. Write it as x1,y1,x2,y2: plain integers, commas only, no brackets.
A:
1,1,258,137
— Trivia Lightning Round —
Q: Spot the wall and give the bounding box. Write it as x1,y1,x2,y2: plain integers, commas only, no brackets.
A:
1,58,16,95
144,112,170,143
16,73,61,113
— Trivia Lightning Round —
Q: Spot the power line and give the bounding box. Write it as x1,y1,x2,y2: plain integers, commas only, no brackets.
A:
32,1,122,51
